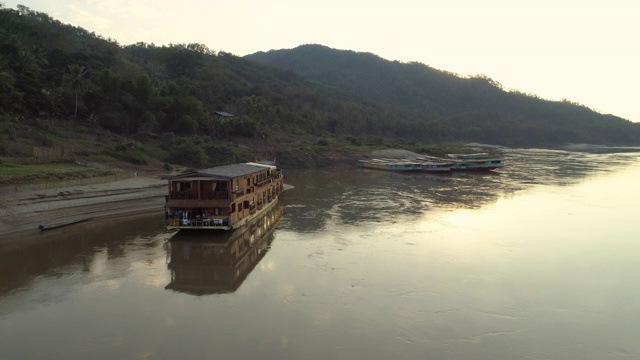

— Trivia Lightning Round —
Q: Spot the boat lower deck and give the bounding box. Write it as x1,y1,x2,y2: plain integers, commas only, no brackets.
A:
166,196,280,231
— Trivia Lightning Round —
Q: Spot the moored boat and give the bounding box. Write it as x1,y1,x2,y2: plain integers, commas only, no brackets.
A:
445,153,505,171
357,159,421,172
164,162,285,231
415,157,455,172
38,217,90,231
358,152,504,173
358,158,454,173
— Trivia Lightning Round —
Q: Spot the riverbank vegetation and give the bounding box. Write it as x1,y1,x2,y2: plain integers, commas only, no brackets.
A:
1,4,639,182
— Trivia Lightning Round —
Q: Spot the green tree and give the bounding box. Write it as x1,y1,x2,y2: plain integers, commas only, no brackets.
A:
64,64,87,118
0,55,14,89
0,54,20,114
168,138,207,167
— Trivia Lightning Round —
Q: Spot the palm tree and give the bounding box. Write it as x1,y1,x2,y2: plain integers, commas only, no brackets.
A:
0,69,11,87
0,55,15,98
65,64,87,118
17,49,39,74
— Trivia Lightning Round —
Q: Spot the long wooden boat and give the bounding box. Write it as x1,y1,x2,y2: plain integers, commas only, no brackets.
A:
164,162,285,231
415,157,456,172
445,153,505,171
357,159,422,172
38,217,90,231
358,158,456,173
359,152,504,173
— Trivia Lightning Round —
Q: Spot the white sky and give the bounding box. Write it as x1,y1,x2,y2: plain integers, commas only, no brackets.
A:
4,0,639,122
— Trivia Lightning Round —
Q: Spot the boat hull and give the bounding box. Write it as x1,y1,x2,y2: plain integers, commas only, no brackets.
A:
38,217,90,231
447,153,505,171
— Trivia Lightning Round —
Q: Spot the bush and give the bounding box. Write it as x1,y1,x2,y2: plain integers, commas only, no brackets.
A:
344,136,360,146
108,149,148,165
167,139,207,168
107,142,148,164
32,132,55,146
75,125,90,134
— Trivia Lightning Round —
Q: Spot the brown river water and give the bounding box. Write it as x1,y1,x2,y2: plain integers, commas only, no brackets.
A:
1,148,639,359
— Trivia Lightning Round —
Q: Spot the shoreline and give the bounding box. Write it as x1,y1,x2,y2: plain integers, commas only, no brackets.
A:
0,176,167,238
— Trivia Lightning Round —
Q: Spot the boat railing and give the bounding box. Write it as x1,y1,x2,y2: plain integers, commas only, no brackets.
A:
171,191,230,200
166,217,229,227
234,189,245,196
200,191,230,200
170,191,198,200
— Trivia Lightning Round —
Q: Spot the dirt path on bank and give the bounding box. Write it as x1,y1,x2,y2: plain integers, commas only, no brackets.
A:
0,176,167,237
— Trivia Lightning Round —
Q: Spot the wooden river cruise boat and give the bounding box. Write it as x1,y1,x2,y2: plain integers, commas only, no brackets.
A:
164,162,284,231
165,199,284,295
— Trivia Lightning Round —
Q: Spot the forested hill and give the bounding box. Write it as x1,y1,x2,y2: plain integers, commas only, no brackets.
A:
1,4,639,156
247,44,640,146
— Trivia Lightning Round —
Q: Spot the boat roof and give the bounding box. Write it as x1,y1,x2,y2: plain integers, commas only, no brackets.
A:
245,162,277,170
446,153,490,159
166,163,273,181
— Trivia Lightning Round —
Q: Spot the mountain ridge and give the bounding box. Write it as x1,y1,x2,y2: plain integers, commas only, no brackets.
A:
246,44,640,146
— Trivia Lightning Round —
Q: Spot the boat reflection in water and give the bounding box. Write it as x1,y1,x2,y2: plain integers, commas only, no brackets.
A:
165,199,283,295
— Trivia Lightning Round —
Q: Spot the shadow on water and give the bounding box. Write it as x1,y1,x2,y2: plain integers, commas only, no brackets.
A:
165,199,284,295
0,213,166,296
280,148,640,233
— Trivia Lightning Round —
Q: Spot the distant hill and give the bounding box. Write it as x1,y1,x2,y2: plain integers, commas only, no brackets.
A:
246,44,640,146
2,4,639,167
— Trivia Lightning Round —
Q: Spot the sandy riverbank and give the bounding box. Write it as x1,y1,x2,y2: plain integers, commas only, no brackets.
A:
0,176,167,238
